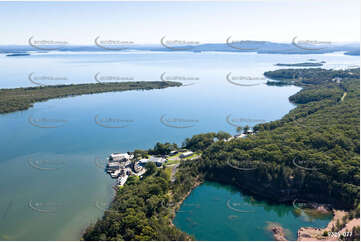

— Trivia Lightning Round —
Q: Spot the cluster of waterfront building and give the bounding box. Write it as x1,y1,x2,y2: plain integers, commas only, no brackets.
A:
105,150,194,186
105,130,255,186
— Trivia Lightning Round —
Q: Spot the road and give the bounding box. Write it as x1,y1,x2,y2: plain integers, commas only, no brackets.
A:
167,163,180,182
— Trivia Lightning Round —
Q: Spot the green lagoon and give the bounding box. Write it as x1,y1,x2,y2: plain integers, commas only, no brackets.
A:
173,182,332,241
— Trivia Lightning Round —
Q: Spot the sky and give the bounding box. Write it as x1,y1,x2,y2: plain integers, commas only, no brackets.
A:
0,0,359,45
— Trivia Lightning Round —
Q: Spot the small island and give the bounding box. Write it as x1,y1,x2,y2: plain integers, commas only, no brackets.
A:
5,53,31,57
275,62,323,67
266,222,289,241
0,81,182,114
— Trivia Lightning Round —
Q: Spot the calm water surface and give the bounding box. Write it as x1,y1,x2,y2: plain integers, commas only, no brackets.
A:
0,51,358,240
173,182,332,241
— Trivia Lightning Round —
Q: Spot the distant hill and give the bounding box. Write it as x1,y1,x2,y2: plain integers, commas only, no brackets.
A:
0,41,359,56
345,49,360,56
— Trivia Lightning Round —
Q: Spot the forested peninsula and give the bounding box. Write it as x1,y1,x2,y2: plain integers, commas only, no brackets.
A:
0,81,182,114
83,68,360,241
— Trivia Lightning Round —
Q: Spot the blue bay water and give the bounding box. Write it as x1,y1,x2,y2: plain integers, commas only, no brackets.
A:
0,51,358,240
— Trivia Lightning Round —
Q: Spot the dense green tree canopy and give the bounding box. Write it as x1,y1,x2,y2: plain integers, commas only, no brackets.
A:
84,68,360,240
0,81,181,114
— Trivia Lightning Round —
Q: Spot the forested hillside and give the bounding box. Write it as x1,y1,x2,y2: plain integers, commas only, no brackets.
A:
83,68,360,240
83,164,198,240
187,68,359,209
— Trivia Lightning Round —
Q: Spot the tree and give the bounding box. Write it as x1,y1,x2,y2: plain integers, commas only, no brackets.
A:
134,149,148,159
144,162,157,176
243,125,250,134
216,131,231,140
148,142,177,156
236,126,243,133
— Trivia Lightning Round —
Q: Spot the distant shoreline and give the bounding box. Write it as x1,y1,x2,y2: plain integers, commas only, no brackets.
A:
275,62,324,67
1,41,359,56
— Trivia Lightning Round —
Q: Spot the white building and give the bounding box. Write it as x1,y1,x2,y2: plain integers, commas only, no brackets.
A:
169,150,178,156
246,128,254,135
139,156,166,167
107,162,120,172
109,169,121,178
117,175,129,186
180,151,194,158
133,162,143,173
139,158,150,164
109,153,132,162
150,157,166,166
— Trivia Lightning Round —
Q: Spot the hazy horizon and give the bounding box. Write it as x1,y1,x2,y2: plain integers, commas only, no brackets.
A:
0,0,359,45
0,39,359,47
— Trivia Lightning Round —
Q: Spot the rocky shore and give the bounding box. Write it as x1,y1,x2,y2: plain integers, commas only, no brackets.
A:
298,210,360,241
266,222,288,241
